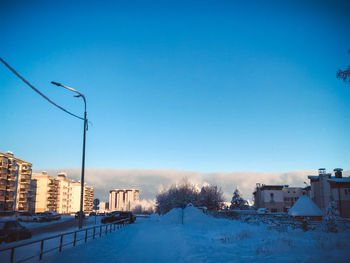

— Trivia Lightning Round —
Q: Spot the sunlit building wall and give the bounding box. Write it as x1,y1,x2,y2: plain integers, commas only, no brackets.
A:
109,189,139,211
31,172,59,212
0,151,32,214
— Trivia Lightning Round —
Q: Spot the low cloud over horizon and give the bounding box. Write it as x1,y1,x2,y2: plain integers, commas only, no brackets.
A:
32,168,349,204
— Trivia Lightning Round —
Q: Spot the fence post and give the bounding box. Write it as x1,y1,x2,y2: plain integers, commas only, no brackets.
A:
110,224,112,233
39,240,44,260
93,227,96,240
59,235,63,252
73,232,77,247
10,247,14,263
100,225,102,237
113,224,115,231
85,229,88,243
105,225,107,234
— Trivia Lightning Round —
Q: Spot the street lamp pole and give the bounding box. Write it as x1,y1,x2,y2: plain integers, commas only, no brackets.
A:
51,81,87,229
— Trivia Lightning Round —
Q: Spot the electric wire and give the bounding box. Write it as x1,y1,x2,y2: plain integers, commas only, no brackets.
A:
0,57,84,121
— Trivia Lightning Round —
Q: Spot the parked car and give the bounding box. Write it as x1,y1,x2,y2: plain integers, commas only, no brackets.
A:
40,211,61,221
0,219,32,243
17,212,45,222
75,211,86,219
101,211,136,224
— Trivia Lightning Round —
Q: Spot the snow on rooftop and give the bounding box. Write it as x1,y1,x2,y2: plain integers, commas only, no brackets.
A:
328,178,350,183
288,195,323,217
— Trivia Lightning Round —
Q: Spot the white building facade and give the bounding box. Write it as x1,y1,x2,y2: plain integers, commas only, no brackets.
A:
109,189,139,211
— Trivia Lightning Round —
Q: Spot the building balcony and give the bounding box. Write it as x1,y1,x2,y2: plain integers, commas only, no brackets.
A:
20,179,30,184
5,196,15,201
6,185,15,191
0,160,9,168
7,175,16,181
18,206,28,211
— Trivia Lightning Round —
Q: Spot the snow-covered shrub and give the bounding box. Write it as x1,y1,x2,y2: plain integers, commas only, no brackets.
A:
230,188,247,209
322,201,338,233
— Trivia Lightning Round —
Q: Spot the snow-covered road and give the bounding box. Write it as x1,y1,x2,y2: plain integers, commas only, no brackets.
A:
45,207,350,263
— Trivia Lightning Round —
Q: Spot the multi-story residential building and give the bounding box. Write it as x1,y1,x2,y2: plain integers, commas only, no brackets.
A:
0,152,17,214
16,160,33,212
31,172,59,212
70,182,94,213
109,189,139,211
56,173,73,214
253,184,304,212
282,187,304,210
308,168,350,217
98,201,108,212
31,172,94,214
0,151,32,214
84,186,94,213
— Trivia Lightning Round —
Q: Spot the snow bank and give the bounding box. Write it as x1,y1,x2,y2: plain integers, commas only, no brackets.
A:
154,206,215,225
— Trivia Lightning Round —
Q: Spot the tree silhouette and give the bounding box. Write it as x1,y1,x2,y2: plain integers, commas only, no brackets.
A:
337,49,350,83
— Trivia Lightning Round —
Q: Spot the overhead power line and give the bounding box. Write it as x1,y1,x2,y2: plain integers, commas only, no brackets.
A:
0,57,84,121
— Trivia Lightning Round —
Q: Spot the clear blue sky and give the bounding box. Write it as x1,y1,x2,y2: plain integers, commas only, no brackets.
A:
1,0,350,172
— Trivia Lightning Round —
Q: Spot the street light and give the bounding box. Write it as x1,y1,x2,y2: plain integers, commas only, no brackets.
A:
51,81,87,229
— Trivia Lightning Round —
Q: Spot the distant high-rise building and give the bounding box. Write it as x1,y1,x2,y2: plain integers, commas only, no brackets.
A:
109,189,139,211
0,151,32,214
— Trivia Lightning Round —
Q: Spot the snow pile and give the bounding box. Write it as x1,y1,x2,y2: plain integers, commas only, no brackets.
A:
288,195,323,217
157,208,182,224
183,205,214,225
154,206,214,225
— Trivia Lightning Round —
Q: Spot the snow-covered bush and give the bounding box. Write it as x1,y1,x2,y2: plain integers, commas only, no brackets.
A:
322,201,338,233
230,188,247,209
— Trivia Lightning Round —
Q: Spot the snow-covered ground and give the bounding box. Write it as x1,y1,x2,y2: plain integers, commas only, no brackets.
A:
20,216,73,229
39,206,350,263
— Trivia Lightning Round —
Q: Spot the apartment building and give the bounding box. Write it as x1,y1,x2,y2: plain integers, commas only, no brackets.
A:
0,151,32,214
31,172,59,212
84,186,94,213
308,168,350,217
253,184,304,212
31,172,94,214
70,182,94,213
56,173,73,214
109,189,139,211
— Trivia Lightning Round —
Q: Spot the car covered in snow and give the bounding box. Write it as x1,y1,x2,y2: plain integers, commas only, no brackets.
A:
17,212,45,222
39,211,61,221
101,211,136,224
0,218,32,243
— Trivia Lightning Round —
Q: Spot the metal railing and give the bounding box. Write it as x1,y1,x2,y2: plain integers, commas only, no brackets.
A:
0,218,129,263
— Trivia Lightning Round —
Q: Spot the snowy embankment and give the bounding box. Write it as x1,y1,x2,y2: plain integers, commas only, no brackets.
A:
10,207,350,263
20,216,73,229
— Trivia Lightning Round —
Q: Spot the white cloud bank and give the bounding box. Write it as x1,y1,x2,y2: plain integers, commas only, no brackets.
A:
33,168,348,204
